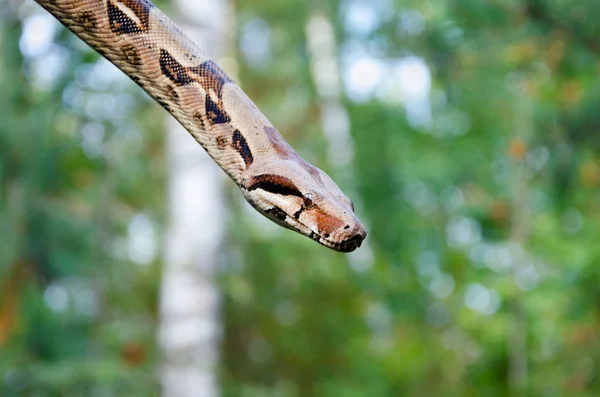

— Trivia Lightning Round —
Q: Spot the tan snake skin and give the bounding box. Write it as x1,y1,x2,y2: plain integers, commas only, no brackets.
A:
34,0,366,252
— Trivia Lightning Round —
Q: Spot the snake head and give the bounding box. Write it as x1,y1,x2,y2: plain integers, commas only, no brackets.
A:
241,161,367,252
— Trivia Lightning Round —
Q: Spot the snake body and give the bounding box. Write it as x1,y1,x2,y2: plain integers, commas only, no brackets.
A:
34,0,366,252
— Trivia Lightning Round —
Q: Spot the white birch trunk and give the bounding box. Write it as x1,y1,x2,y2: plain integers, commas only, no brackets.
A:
158,1,232,396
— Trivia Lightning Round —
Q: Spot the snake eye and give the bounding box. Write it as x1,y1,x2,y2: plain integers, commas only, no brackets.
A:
303,193,315,208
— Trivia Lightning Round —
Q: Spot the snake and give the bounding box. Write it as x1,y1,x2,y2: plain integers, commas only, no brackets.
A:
33,0,367,252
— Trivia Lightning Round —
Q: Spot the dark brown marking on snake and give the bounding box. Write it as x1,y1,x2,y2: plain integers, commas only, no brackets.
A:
188,60,232,97
293,206,305,220
193,111,206,129
119,0,153,31
78,12,97,29
266,207,287,222
159,56,234,124
232,129,253,166
107,0,142,34
166,85,180,104
121,44,141,66
159,49,193,86
216,135,227,149
245,174,303,197
188,61,233,125
205,95,230,125
107,0,153,34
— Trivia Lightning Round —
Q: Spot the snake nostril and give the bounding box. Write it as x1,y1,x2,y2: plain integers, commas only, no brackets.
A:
340,234,364,251
324,233,330,238
344,225,350,230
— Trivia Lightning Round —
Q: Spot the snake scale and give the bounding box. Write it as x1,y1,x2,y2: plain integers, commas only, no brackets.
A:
33,0,366,252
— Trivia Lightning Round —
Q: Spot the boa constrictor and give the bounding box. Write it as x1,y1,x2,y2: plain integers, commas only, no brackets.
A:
33,0,367,252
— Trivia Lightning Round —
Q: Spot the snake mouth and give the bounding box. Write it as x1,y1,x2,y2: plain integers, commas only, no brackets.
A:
308,230,365,253
261,205,365,252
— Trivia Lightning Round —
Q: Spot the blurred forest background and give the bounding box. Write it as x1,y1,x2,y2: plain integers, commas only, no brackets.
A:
1,0,600,395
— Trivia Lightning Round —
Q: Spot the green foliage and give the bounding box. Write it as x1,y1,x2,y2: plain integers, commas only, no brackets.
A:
1,0,600,396
0,8,163,396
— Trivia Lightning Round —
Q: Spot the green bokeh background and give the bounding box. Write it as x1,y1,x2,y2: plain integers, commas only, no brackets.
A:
1,0,600,395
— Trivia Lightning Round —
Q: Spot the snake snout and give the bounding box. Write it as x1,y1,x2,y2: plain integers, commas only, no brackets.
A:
339,229,366,252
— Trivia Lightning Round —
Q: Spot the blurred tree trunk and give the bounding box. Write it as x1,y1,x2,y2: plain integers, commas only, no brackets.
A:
507,98,534,396
305,12,353,182
158,1,231,396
